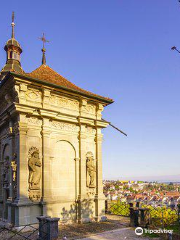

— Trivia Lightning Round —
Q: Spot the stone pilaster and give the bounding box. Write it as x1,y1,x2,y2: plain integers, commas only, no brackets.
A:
15,117,29,203
78,123,87,223
7,121,15,223
7,121,14,201
94,128,105,221
74,158,80,201
41,118,52,210
19,84,27,105
43,89,51,109
96,103,104,120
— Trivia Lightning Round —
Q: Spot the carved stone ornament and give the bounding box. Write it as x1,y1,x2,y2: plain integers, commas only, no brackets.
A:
49,95,79,111
86,127,96,135
26,89,41,101
51,121,79,132
82,103,96,114
27,117,41,126
87,188,95,198
28,147,41,201
86,152,96,188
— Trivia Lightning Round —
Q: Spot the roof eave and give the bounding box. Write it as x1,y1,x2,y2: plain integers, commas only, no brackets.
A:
10,72,114,105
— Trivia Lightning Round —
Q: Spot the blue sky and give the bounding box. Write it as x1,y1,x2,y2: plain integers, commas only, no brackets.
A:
0,1,180,181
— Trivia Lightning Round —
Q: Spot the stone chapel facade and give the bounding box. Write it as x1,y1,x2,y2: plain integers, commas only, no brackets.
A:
0,15,113,226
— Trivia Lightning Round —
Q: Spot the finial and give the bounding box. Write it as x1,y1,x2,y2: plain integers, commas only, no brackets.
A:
39,33,49,65
11,11,15,39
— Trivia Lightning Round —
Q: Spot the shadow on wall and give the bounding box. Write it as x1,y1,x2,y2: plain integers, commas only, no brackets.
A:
59,199,94,223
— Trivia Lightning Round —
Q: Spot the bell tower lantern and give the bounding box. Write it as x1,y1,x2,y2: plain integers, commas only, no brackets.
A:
1,12,23,74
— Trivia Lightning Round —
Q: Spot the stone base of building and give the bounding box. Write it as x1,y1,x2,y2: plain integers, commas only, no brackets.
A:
0,197,105,226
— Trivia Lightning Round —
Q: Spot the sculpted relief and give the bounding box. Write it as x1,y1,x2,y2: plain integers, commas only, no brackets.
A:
82,103,96,115
86,152,96,188
25,89,42,106
28,147,41,201
26,89,42,102
51,121,79,132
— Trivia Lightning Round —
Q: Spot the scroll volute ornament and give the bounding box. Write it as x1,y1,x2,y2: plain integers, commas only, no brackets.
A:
86,152,96,188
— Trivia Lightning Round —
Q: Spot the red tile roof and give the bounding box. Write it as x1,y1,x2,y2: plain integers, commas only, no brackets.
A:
166,192,180,197
25,65,113,103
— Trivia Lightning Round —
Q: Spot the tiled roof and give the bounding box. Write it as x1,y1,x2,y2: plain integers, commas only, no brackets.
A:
25,64,113,103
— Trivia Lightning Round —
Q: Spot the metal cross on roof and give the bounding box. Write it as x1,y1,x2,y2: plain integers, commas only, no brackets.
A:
39,33,49,50
12,11,15,23
39,33,49,65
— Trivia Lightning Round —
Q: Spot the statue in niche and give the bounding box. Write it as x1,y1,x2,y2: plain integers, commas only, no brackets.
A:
11,154,17,200
11,154,17,182
86,152,96,188
28,147,41,190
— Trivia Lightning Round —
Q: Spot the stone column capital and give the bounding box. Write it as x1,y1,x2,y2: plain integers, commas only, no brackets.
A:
18,123,28,135
41,129,51,136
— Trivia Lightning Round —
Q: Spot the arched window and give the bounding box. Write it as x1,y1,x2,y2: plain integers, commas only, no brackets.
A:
10,51,13,59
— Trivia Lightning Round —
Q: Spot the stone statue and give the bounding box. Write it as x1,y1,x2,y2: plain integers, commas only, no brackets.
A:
86,152,96,188
11,154,17,182
11,154,17,200
28,147,41,190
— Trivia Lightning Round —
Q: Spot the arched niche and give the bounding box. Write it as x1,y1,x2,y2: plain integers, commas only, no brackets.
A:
2,144,10,161
2,144,10,188
51,140,76,200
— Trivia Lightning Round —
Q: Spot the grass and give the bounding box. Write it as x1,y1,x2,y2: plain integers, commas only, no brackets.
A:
166,223,180,234
143,231,160,238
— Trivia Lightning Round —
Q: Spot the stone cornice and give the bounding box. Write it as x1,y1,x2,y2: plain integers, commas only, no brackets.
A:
13,104,105,127
95,120,109,128
78,116,94,126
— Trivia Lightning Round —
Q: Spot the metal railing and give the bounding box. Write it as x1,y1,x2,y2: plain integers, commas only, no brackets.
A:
0,223,41,240
106,199,130,217
0,216,59,240
106,199,180,228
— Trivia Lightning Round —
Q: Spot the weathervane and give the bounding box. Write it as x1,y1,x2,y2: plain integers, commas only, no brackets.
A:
39,33,49,65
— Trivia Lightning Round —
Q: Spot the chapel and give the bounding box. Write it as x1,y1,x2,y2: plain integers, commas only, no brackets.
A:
0,13,113,226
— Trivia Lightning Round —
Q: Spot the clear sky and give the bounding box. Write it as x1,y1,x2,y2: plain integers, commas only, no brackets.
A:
0,1,180,181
